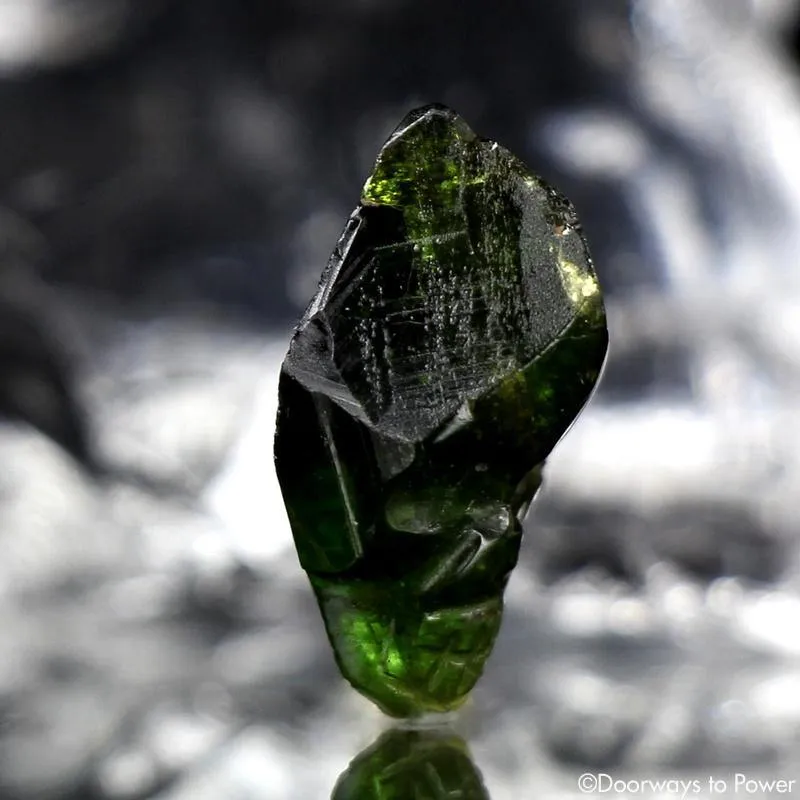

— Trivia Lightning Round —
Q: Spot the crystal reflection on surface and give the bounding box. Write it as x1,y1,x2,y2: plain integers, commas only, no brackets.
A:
332,728,490,800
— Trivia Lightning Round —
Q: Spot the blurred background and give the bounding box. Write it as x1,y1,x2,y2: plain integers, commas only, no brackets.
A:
2,0,800,797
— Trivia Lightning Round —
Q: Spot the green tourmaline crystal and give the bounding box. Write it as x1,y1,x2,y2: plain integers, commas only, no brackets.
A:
332,729,489,800
275,104,607,717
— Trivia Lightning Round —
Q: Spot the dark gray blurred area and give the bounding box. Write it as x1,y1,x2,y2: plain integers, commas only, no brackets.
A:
3,1,800,798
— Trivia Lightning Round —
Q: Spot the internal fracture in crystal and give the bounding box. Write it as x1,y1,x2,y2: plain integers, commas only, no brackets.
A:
274,104,607,717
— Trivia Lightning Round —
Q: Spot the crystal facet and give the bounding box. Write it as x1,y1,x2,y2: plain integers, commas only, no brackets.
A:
275,104,607,717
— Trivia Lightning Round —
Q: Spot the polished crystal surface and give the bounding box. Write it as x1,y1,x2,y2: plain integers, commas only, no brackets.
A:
274,104,607,717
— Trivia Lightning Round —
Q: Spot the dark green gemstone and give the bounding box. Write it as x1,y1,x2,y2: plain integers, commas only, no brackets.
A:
331,729,489,800
275,104,607,717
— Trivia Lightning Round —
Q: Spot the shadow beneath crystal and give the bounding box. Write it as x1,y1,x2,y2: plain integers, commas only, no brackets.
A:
332,726,490,800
